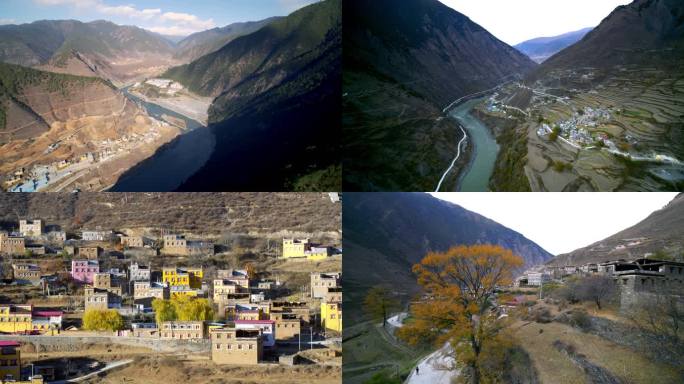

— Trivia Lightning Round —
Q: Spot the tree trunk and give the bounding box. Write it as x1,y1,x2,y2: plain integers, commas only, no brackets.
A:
596,298,601,310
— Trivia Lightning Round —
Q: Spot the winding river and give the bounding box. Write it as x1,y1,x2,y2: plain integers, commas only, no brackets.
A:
108,88,215,192
450,98,500,191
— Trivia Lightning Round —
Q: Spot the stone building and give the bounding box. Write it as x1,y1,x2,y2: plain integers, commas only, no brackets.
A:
121,235,144,248
235,320,275,347
81,230,113,242
12,264,41,284
321,288,342,333
129,262,151,282
77,246,100,259
211,328,263,365
216,269,250,288
19,219,43,237
133,281,169,300
0,233,25,255
608,258,684,308
269,311,301,340
162,235,214,256
213,279,239,302
270,301,311,325
310,272,341,298
160,321,206,340
84,287,121,310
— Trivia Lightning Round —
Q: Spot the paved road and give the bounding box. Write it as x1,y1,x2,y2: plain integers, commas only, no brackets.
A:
435,125,467,192
405,343,458,384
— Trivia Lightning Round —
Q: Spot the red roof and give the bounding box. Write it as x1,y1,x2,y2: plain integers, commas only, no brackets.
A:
235,320,274,325
33,310,63,317
0,341,20,347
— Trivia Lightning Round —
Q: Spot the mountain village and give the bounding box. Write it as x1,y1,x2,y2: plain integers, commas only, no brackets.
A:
0,216,342,383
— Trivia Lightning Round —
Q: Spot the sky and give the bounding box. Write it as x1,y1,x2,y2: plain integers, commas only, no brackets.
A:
0,0,318,36
430,192,678,256
439,0,633,46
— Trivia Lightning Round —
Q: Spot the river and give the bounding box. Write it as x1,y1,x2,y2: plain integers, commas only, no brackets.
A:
108,88,215,192
450,98,499,191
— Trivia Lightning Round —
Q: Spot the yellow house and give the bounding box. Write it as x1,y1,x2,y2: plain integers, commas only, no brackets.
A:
282,238,309,258
170,286,200,298
0,305,32,333
0,340,21,380
162,267,203,289
306,248,330,261
320,289,342,333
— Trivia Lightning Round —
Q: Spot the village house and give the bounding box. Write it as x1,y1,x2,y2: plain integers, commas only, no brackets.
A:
92,273,123,296
160,321,206,340
81,230,113,242
84,287,121,310
270,301,311,326
0,305,32,333
77,246,100,259
134,281,169,300
321,288,342,333
0,340,21,380
282,238,334,260
0,233,25,255
25,245,45,255
213,279,239,302
211,328,263,365
269,311,301,340
170,285,203,298
47,231,66,243
162,267,203,289
12,264,41,284
216,269,250,288
235,320,276,348
162,235,214,256
310,272,341,298
120,235,144,248
129,262,151,282
19,219,43,237
71,260,99,284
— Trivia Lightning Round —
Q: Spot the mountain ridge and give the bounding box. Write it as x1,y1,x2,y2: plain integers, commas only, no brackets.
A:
515,27,593,63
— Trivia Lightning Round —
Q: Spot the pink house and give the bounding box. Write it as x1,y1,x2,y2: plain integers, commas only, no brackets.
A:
71,259,99,284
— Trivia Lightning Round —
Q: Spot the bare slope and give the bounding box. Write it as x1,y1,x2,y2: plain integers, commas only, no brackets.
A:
549,193,684,266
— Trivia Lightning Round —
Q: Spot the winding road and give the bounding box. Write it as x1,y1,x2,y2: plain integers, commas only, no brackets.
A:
434,125,467,192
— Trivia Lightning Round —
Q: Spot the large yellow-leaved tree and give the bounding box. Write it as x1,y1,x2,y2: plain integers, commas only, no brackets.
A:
151,296,214,325
397,244,523,384
82,309,124,331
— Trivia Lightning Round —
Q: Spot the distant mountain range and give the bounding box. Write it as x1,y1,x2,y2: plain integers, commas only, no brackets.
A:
173,17,280,62
515,27,593,63
548,193,684,267
343,0,537,191
344,192,553,321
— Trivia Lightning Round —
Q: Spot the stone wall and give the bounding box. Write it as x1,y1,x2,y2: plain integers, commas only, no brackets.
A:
0,334,210,353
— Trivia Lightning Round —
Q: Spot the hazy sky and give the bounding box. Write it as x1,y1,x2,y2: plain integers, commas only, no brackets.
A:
430,192,678,255
439,0,632,46
0,0,318,36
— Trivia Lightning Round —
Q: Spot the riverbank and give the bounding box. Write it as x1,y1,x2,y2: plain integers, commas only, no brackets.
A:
127,87,211,126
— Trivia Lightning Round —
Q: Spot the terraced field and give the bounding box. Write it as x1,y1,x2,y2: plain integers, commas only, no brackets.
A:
481,67,684,191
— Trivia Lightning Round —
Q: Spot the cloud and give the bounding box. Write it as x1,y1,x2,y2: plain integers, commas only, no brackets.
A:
0,18,17,25
33,0,214,35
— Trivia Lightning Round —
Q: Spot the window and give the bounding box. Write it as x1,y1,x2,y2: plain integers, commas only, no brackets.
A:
216,344,221,349
238,344,243,350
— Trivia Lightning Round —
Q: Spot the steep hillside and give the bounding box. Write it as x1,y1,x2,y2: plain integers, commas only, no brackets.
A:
515,27,593,63
538,0,684,73
0,192,341,236
0,20,178,84
549,193,684,266
343,0,538,191
0,62,179,191
344,192,553,319
164,0,341,191
174,17,280,62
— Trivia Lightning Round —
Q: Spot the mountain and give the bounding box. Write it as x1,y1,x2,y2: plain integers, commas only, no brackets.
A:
343,0,538,191
0,192,340,236
515,27,593,63
538,0,684,73
344,192,553,320
161,0,341,191
548,193,684,267
173,17,280,62
0,20,178,84
0,61,174,190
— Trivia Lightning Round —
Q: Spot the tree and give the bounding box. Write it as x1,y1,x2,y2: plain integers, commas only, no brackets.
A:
152,298,176,325
245,263,257,280
578,275,616,310
627,294,684,359
397,244,523,384
363,285,400,327
83,309,124,331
